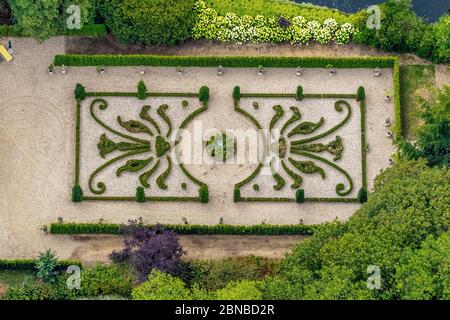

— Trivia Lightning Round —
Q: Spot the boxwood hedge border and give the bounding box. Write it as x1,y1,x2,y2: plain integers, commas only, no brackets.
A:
49,222,314,235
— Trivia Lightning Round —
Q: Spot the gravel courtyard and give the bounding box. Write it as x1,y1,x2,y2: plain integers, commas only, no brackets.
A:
0,37,396,259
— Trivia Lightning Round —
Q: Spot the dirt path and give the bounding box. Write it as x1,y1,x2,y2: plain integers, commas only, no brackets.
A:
65,234,307,264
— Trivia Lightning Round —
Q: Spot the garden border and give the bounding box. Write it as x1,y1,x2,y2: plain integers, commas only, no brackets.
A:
73,84,209,203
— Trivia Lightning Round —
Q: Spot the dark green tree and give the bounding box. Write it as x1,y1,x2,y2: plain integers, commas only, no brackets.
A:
394,232,450,299
8,0,61,41
35,249,59,284
264,160,450,299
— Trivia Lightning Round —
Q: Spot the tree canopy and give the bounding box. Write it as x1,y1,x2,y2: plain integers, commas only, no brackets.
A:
264,160,450,299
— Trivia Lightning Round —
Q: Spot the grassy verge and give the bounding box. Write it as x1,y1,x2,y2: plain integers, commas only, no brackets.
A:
399,64,435,139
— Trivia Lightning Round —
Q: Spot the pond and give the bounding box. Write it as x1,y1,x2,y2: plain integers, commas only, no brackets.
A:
294,0,449,22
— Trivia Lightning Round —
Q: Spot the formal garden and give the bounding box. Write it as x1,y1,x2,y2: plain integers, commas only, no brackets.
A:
0,0,448,302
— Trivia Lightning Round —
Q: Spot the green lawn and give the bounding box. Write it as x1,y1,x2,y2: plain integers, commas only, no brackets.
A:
0,270,34,288
399,64,435,140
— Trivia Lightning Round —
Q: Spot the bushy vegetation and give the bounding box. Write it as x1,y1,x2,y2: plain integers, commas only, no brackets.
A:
8,0,61,40
54,55,397,68
393,232,450,299
98,0,197,45
189,256,280,291
110,222,186,283
131,270,191,300
399,65,436,139
80,264,135,297
193,0,358,45
6,0,98,40
35,250,58,284
0,0,11,25
204,0,354,24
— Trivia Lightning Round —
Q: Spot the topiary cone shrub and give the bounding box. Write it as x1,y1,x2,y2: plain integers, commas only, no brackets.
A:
199,185,209,203
74,83,86,101
296,85,303,100
72,185,83,203
137,80,148,100
136,186,146,203
233,86,241,100
357,187,368,203
357,86,365,101
296,189,305,204
199,86,210,103
234,188,241,202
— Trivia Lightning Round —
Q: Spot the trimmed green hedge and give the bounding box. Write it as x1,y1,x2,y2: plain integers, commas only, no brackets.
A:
393,59,402,139
54,55,397,68
0,259,82,271
50,222,315,235
63,24,107,37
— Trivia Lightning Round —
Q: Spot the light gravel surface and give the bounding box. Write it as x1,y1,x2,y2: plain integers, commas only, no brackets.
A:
0,37,395,259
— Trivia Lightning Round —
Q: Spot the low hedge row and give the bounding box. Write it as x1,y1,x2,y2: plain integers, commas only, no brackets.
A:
0,24,106,37
54,55,397,68
0,259,82,271
50,223,315,235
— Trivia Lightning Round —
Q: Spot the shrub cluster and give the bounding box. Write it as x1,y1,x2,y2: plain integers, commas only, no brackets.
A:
54,54,397,68
354,0,449,63
98,0,197,45
199,86,210,103
296,85,303,100
137,81,148,100
6,0,102,40
71,185,83,203
199,185,209,203
0,259,81,271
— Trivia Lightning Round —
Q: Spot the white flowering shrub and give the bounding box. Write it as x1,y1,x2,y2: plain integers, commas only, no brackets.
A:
192,0,358,45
